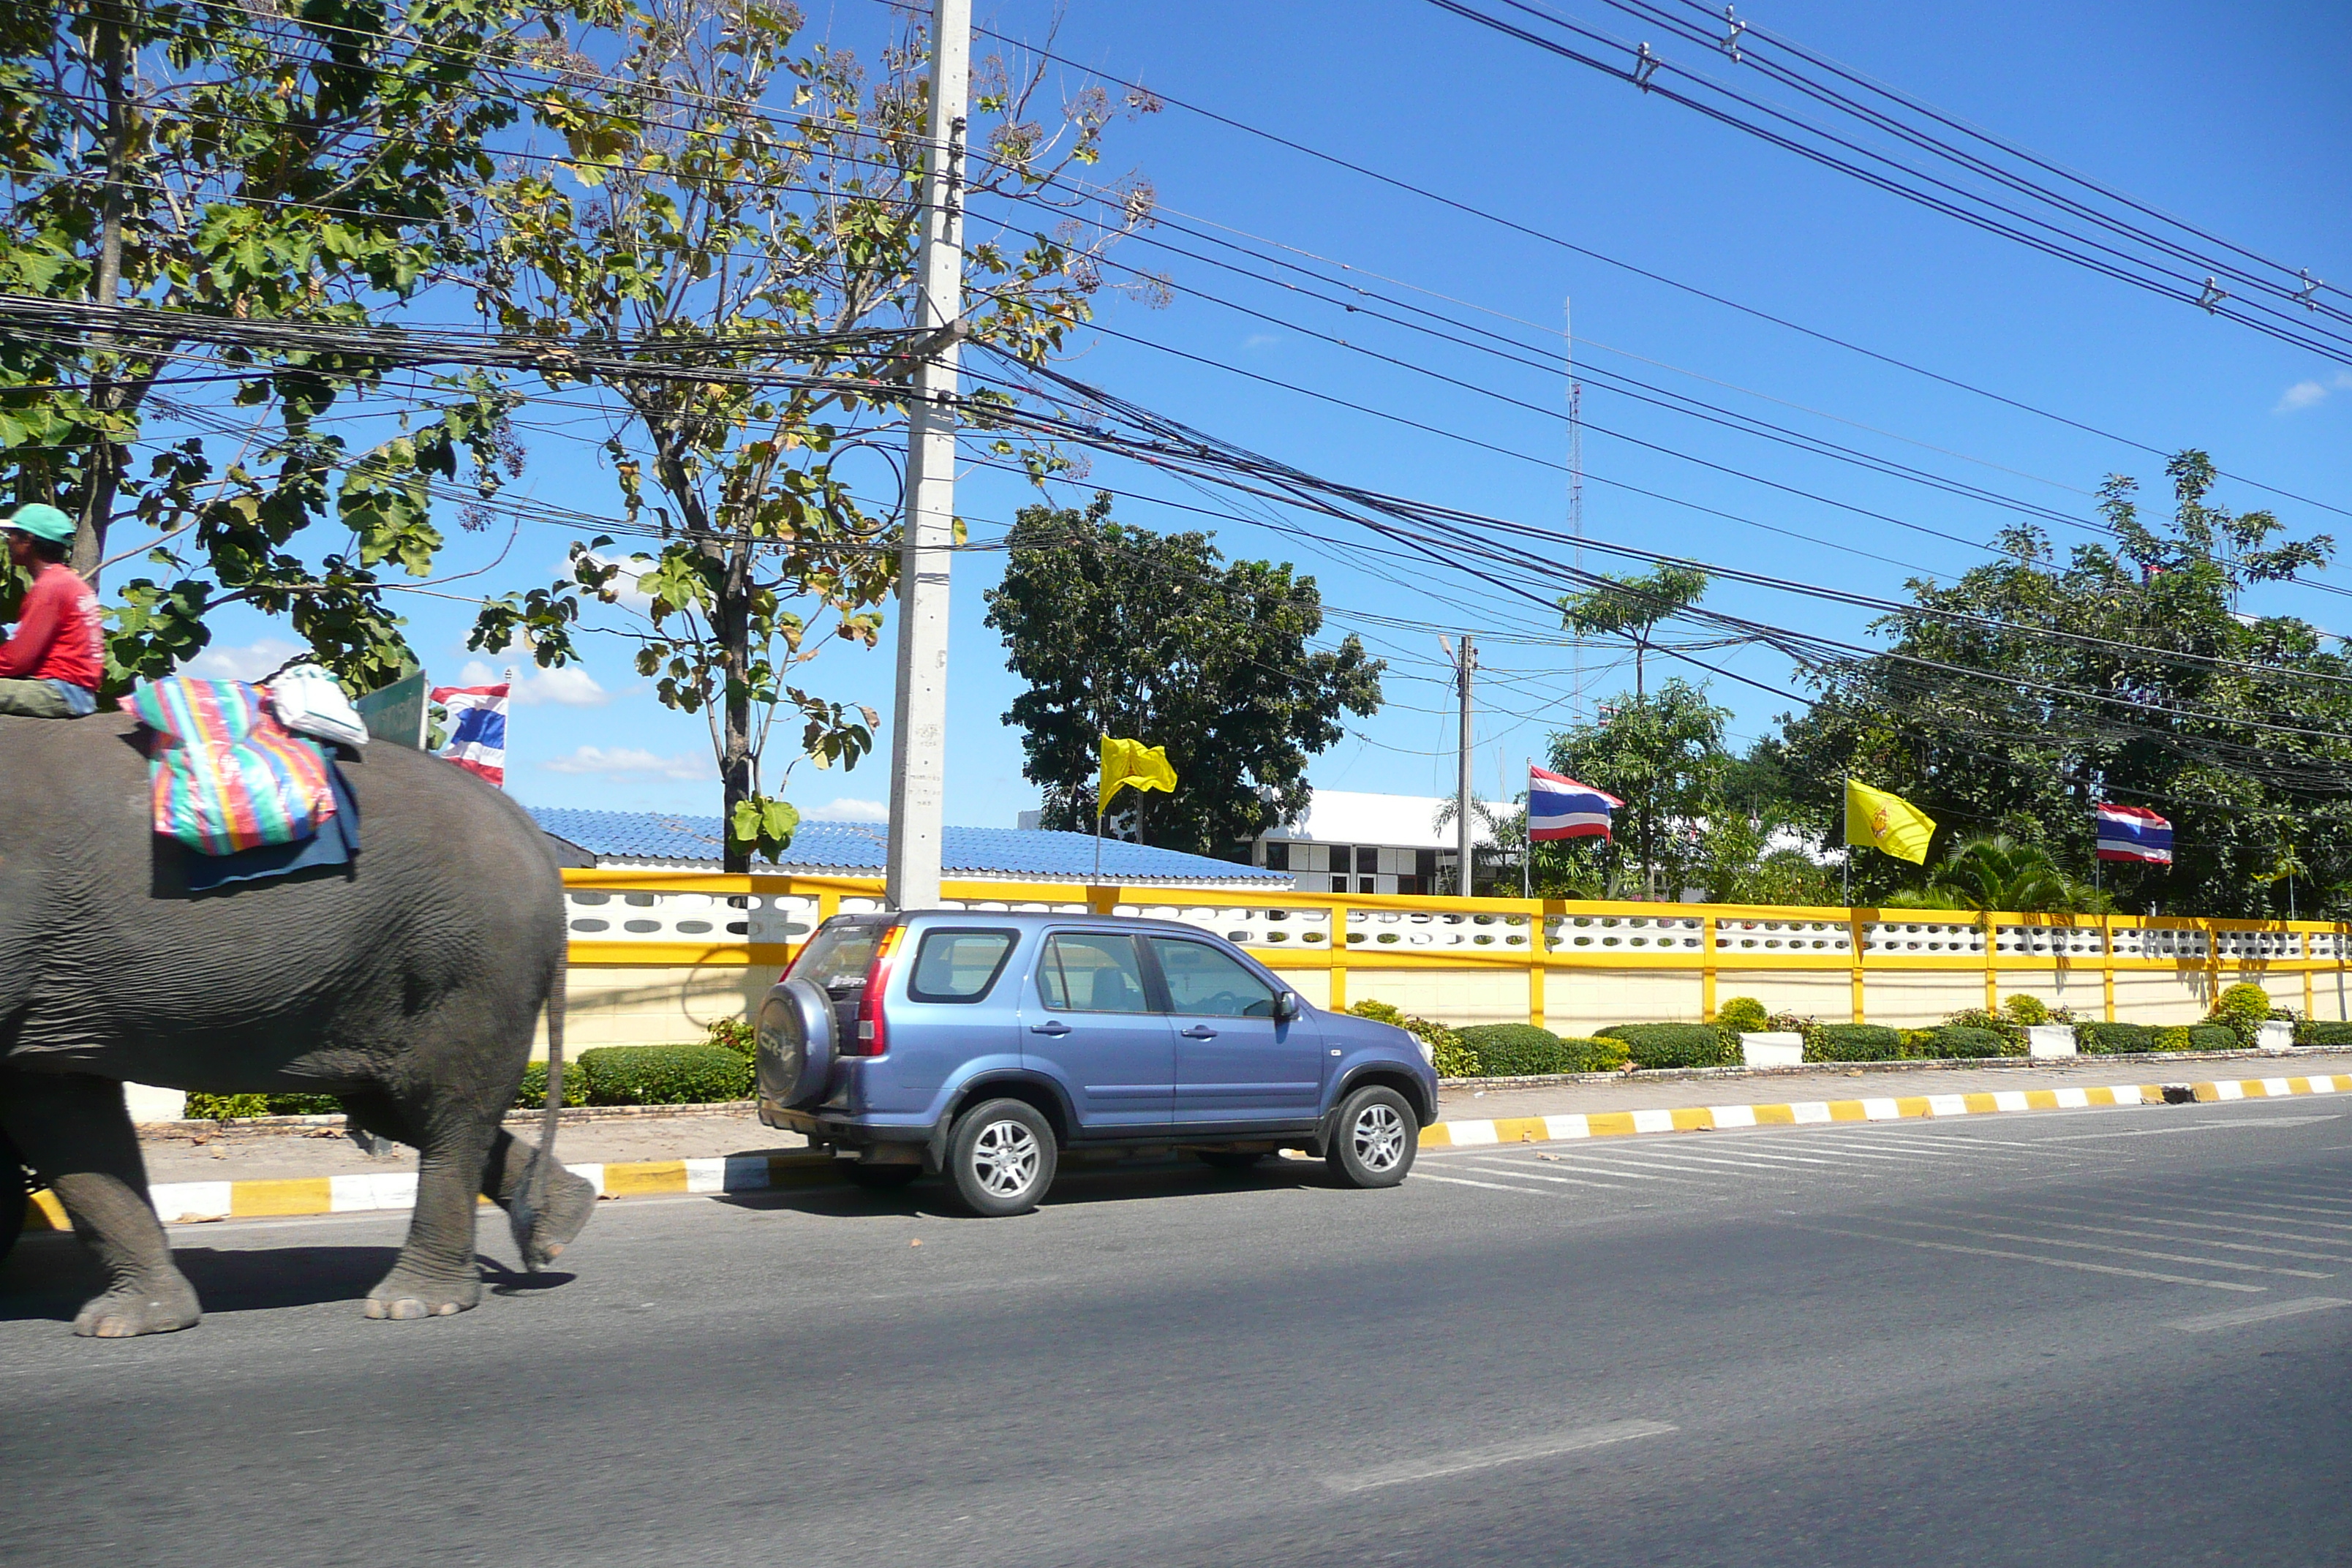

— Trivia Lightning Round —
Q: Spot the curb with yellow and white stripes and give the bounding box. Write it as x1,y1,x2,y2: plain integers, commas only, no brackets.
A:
1418,1070,2352,1147
16,1069,2349,1232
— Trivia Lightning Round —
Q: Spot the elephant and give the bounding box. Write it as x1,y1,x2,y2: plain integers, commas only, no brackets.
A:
0,710,595,1335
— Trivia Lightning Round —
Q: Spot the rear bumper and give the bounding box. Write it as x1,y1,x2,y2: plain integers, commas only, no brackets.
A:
758,1098,936,1150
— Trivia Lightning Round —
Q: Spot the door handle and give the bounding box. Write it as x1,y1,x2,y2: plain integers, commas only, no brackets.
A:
1030,1021,1072,1037
1180,1025,1219,1039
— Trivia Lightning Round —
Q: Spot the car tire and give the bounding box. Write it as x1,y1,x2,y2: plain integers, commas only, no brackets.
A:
1195,1150,1268,1172
946,1098,1058,1218
1325,1085,1417,1188
841,1162,922,1191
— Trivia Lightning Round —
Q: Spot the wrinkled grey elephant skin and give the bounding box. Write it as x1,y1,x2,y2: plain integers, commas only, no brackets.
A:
0,713,594,1336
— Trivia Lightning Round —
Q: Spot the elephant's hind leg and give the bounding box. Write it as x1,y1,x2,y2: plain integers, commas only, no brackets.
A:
0,1071,200,1338
482,1130,597,1268
350,1090,497,1321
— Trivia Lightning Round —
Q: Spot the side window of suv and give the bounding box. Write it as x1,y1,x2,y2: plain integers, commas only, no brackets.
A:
1150,938,1278,1018
1037,933,1152,1014
906,929,1017,1003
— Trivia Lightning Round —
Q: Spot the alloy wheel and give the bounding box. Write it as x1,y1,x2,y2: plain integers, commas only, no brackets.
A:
1352,1103,1406,1173
971,1118,1041,1198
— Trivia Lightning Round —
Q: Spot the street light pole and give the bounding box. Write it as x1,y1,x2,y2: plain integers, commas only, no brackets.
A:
1455,634,1476,897
883,0,970,912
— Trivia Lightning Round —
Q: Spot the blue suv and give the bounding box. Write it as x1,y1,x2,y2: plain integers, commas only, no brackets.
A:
755,911,1439,1215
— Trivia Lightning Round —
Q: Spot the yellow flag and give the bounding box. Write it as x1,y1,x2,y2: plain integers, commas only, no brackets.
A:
1844,779,1936,865
1098,736,1177,815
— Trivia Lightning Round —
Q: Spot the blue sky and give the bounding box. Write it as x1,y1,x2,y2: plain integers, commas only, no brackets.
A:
186,0,2352,832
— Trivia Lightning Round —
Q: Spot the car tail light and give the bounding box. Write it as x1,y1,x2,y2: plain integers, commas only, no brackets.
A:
843,922,904,1057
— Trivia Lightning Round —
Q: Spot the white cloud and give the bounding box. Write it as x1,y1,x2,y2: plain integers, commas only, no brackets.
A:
802,796,889,823
186,637,306,683
2275,372,2352,414
541,745,715,779
1241,333,1280,350
457,657,611,707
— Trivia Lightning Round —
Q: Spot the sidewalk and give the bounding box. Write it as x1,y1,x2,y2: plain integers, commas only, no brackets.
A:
21,1048,2344,1233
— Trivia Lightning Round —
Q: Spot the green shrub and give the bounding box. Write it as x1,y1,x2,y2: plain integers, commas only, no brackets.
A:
1803,1024,1905,1062
515,1058,599,1110
1598,1022,1733,1070
181,1091,344,1121
1715,996,1771,1034
576,1044,753,1106
1350,1000,1480,1077
2207,982,2283,1047
2078,1022,2155,1055
1919,1025,2007,1059
1940,1008,2028,1055
1455,1023,1567,1076
2299,1020,2352,1048
2186,1024,2239,1052
2001,994,2051,1027
705,1017,757,1055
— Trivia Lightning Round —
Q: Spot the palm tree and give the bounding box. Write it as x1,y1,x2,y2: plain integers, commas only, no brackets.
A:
1927,834,2082,913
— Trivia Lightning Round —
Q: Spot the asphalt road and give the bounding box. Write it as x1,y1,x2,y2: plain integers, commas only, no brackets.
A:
6,1096,2351,1567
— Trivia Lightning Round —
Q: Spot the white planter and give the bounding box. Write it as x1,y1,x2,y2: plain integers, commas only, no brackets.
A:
2026,1025,2078,1060
2257,1019,2296,1054
1740,1032,1804,1068
122,1082,189,1123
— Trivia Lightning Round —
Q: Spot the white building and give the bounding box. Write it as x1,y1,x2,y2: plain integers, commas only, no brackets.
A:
1251,789,1503,896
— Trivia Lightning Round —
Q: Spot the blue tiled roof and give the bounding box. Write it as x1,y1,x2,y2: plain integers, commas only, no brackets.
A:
529,807,1290,886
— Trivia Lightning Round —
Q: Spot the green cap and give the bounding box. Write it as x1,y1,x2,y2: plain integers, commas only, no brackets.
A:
4,504,74,545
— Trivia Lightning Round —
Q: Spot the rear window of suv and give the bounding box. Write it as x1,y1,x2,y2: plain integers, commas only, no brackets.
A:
907,929,1017,1003
790,920,889,990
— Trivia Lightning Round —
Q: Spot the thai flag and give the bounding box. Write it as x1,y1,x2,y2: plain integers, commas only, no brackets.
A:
1529,765,1622,841
430,682,508,787
2095,803,2171,865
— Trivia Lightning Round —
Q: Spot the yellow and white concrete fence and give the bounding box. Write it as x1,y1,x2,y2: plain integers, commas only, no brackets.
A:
18,1071,2347,1233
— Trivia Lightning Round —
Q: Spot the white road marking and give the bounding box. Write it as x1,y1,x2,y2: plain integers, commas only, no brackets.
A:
1964,1212,2352,1264
1458,1162,1624,1189
1872,1217,2331,1278
1413,1172,1548,1195
1788,1222,2268,1292
2051,1204,2352,1248
2043,1115,2340,1141
2167,1297,2352,1333
1320,1420,1678,1493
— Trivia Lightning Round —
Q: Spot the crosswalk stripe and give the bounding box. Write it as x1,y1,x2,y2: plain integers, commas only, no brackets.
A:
1872,1217,2332,1278
1787,1222,2267,1292
1458,1162,1624,1189
1956,1211,2352,1264
2035,1202,2352,1248
1412,1172,1548,1195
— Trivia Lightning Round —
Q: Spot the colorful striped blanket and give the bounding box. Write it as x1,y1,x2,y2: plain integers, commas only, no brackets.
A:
132,677,339,854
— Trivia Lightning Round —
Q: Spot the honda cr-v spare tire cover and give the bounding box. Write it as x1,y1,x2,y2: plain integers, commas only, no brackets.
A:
756,976,837,1108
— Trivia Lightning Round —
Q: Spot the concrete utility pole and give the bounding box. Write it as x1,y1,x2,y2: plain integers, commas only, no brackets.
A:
883,0,970,911
1455,634,1477,896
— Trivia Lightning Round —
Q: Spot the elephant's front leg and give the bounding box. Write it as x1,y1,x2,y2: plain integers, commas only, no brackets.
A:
364,1098,496,1321
0,1071,200,1338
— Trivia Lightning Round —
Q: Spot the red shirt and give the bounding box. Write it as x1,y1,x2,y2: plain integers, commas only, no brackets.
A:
0,562,104,689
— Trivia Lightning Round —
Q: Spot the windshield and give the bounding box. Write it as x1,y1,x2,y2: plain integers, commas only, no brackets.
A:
789,919,889,990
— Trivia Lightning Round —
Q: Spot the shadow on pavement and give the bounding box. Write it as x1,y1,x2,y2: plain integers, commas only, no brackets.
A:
0,1240,579,1322
712,1154,1338,1221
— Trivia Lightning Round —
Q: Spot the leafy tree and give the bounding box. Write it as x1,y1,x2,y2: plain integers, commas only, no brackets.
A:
1774,453,2351,916
1540,677,1732,900
466,0,1154,868
1918,834,2103,913
0,0,529,690
981,493,1384,856
1559,564,1709,699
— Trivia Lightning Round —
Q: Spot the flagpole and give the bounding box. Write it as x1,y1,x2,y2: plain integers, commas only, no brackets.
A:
1522,758,1531,901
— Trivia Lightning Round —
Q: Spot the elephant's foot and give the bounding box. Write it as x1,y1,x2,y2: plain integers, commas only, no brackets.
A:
363,1266,482,1322
521,1165,598,1269
74,1273,202,1339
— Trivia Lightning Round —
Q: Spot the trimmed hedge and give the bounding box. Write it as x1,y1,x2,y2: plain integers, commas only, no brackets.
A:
575,1043,753,1107
1455,1024,1629,1076
182,1090,345,1121
2299,1020,2352,1048
2183,1024,2239,1052
1803,1024,1905,1063
1351,998,1480,1077
2078,1021,2155,1055
1598,1022,1732,1070
1921,1025,2008,1060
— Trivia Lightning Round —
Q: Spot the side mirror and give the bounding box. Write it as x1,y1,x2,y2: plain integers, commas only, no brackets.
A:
1273,991,1301,1023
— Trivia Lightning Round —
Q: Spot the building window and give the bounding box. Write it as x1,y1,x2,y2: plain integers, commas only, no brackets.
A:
1355,845,1378,874
1416,848,1439,883
1330,874,1350,894
1395,875,1422,897
1325,844,1352,876
1264,840,1290,871
1358,877,1376,894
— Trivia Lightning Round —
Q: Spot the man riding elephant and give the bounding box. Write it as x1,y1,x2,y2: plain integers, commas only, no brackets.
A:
0,502,103,718
0,699,595,1335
